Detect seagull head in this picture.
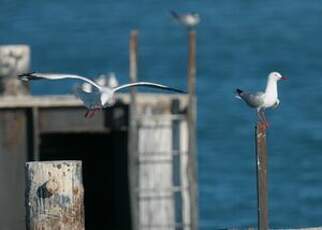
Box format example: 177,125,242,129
269,72,287,81
190,12,200,24
191,12,199,17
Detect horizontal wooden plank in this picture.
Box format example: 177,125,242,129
0,93,188,109
38,107,108,133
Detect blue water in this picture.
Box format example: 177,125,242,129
2,0,322,228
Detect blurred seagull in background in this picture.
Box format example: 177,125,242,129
235,72,287,128
95,72,118,88
80,82,92,93
77,72,119,93
18,72,186,118
106,72,119,88
170,11,200,29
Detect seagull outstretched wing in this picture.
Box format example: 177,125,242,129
113,82,187,94
18,72,102,90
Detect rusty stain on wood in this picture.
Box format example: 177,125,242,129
255,123,269,230
25,160,85,230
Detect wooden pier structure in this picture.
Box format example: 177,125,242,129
0,30,198,230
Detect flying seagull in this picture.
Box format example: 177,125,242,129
170,11,200,29
236,72,287,128
18,72,186,118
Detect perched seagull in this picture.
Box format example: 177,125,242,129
18,72,186,118
170,11,200,29
235,72,287,128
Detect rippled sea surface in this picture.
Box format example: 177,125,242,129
2,1,322,228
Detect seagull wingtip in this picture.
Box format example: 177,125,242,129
178,89,187,94
17,72,36,81
170,10,179,18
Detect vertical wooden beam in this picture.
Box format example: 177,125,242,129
188,31,196,97
130,30,138,86
255,123,269,230
171,99,183,229
0,109,27,230
128,30,139,230
187,30,198,230
25,161,85,230
31,107,40,161
27,107,40,161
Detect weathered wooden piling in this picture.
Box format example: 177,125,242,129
0,45,30,95
187,30,198,230
25,161,85,230
255,123,269,230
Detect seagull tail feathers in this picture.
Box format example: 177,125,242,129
235,88,243,99
236,88,243,94
170,10,179,19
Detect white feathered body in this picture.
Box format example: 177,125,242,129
262,77,278,109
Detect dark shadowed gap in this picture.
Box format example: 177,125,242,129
39,132,131,230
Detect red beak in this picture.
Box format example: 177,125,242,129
281,76,287,80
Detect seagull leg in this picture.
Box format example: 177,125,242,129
89,108,100,118
84,109,91,118
256,110,264,126
256,109,267,129
85,109,95,119
88,111,94,118
260,110,269,129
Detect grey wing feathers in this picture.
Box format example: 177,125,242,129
239,91,265,108
73,87,101,109
113,82,187,94
18,72,102,90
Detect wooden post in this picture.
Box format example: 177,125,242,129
0,45,30,95
25,161,85,230
187,30,198,230
255,123,269,230
0,110,28,230
128,30,139,230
